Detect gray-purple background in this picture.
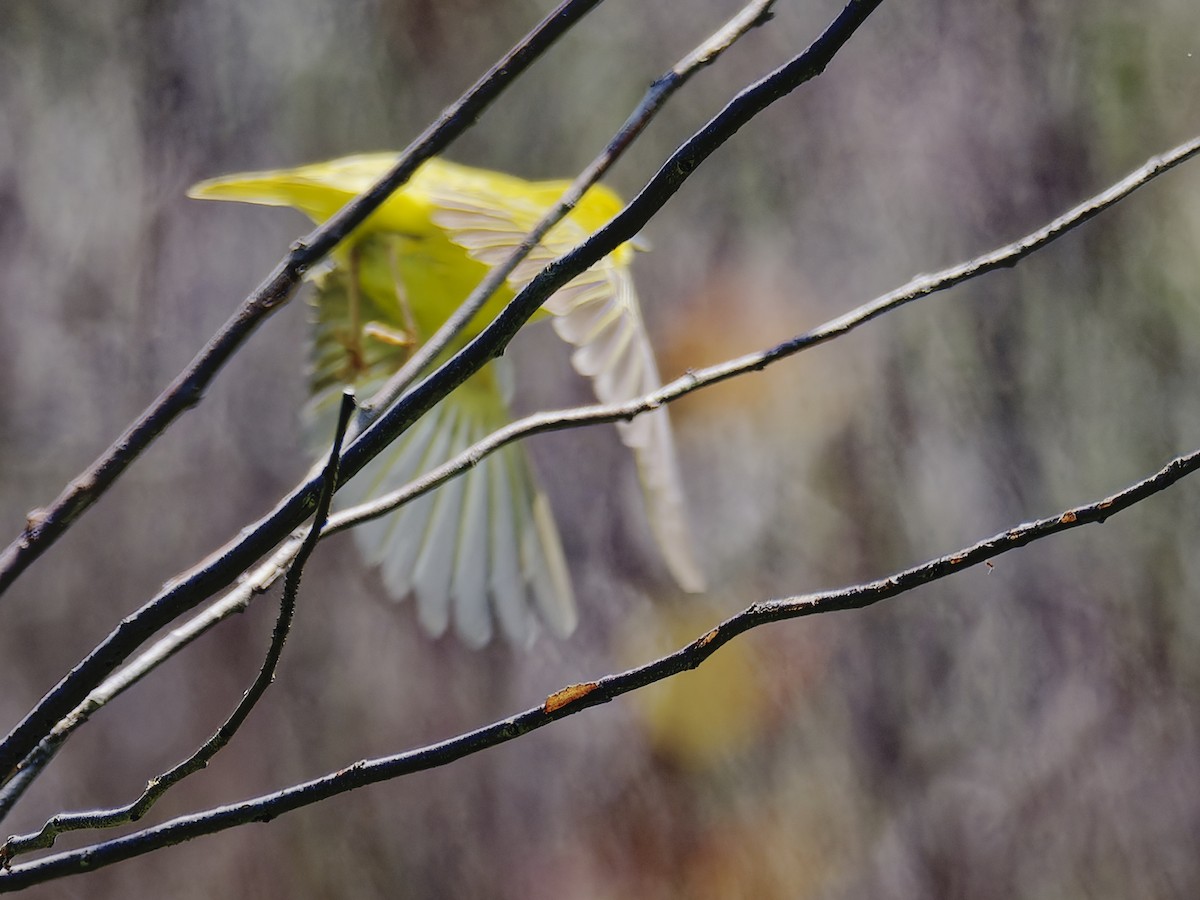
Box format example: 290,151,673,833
3,1,1200,897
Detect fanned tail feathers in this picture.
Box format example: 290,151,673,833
306,264,575,647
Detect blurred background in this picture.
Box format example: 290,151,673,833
3,0,1200,896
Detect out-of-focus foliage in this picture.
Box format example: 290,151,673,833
2,0,1200,897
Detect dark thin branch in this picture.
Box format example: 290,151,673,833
2,444,1196,889
0,540,304,825
0,0,882,785
0,395,352,867
355,0,778,430
0,0,606,599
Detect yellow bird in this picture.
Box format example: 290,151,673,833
189,155,704,646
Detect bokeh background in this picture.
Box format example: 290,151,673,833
3,0,1200,897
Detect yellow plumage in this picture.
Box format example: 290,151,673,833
189,155,703,645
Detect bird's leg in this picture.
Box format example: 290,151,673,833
386,242,420,361
362,321,414,350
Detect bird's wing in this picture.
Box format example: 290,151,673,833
426,183,705,593
305,255,575,647
187,154,394,222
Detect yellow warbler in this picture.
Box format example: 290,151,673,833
189,155,703,646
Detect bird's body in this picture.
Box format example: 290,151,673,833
190,155,702,645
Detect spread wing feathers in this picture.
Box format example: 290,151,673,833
428,187,706,593
305,264,576,647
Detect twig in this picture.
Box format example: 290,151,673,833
2,444,1196,889
0,0,607,599
0,394,352,867
353,0,778,432
0,534,308,824
0,0,882,786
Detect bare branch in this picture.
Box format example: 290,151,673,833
2,443,1196,889
0,0,882,785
